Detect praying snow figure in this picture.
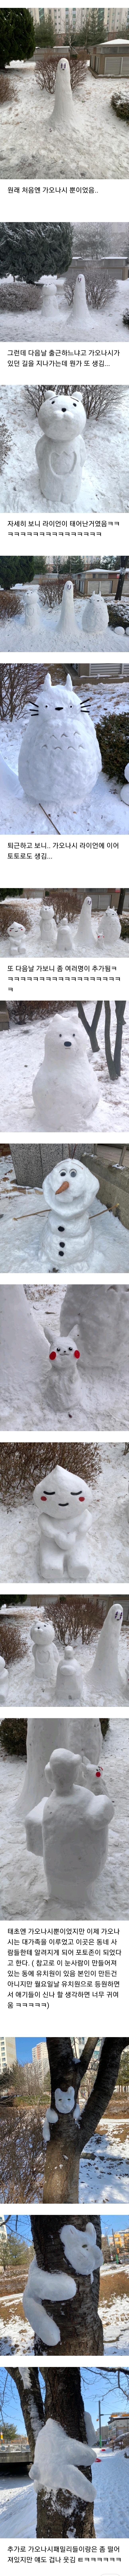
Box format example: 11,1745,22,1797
33,1460,91,1584
41,1153,99,1271
29,2416,96,2501
32,1006,98,1134
50,56,74,132
46,1331,80,1422
84,1598,129,1705
35,391,86,507
42,1745,114,1914
18,670,102,834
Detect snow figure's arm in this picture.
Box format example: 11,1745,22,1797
29,2419,96,2496
23,2254,76,2347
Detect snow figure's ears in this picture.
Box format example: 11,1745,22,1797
66,673,73,695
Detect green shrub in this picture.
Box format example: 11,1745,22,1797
96,711,129,783
0,11,36,70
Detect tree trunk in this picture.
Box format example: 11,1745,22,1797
37,2365,95,2538
31,2209,103,2355
11,2364,44,2458
42,2036,123,2204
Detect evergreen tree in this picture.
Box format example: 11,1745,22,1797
0,11,36,70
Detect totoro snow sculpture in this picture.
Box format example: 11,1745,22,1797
18,671,102,835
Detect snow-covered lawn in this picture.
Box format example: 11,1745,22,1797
100,2279,129,2352
0,63,129,179
79,2114,129,2207
1,274,129,350
1,580,129,658
0,2477,36,2538
0,382,129,514
94,2451,129,2539
0,2291,33,2356
0,1002,129,1136
0,1692,129,1924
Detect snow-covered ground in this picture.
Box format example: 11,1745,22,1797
0,580,128,658
0,62,129,180
1,894,129,955
0,1444,128,1590
1,274,129,352
0,1002,129,1137
0,383,129,515
79,2113,129,2207
0,1279,128,1436
0,2476,36,2538
94,2452,129,2539
0,1707,129,1922
100,2278,129,2352
0,2292,33,2357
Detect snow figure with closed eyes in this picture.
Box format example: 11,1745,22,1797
33,1460,91,1584
35,391,86,508
32,1007,98,1134
41,1154,99,1270
18,671,102,835
42,1745,114,1915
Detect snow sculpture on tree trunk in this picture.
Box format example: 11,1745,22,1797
35,392,86,507
32,1005,98,1134
23,2254,76,2348
41,1154,99,1270
30,1617,58,1702
50,57,74,133
18,671,102,834
29,2417,96,2499
42,1745,114,1914
33,1460,91,1584
60,2221,103,2284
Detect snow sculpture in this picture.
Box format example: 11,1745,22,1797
35,392,86,507
121,760,129,806
56,895,121,961
23,2253,76,2348
46,1332,80,1421
30,1617,58,1703
23,1714,77,1845
57,580,77,649
32,1005,98,1133
39,900,56,955
0,1651,8,1702
18,671,102,834
42,1744,114,1913
0,1283,49,1429
50,56,74,132
41,1154,99,1270
85,1599,128,1705
60,2222,103,2284
54,1640,84,1704
82,588,109,646
55,2086,75,2114
60,1282,127,1419
43,2109,58,2144
33,1461,90,1584
72,273,89,333
29,2418,96,2500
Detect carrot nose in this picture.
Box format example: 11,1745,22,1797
56,1181,69,1195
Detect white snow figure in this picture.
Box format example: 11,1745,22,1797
23,2253,76,2347
46,1331,80,1421
21,1712,75,1840
29,2417,96,2500
71,273,89,334
35,392,86,507
30,1617,58,1702
41,1154,99,1270
0,1651,8,1702
42,1744,114,1914
50,55,74,131
54,1640,84,1704
60,1283,128,1424
18,671,102,834
82,588,109,646
39,900,56,955
0,1282,49,1430
32,1007,98,1135
60,2221,103,2284
33,1461,91,1584
85,1599,128,1706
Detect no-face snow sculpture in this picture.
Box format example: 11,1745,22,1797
35,393,86,507
33,1461,91,1584
18,672,102,835
0,1651,8,1702
29,2417,96,2501
0,1282,49,1429
41,1155,99,1268
85,1599,129,1705
42,1746,114,1913
60,1284,128,1424
32,1008,98,1133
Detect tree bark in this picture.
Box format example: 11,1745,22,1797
42,2037,124,2203
37,2365,95,2538
31,2209,103,2356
